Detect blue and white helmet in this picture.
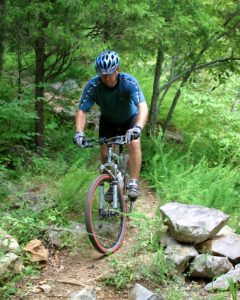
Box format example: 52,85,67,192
95,50,120,75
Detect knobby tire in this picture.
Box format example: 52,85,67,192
85,174,127,254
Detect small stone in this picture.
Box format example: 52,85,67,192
69,287,96,300
0,253,19,276
0,229,20,253
129,283,163,300
39,284,51,294
24,239,48,262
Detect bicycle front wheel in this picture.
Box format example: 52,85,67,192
85,174,127,254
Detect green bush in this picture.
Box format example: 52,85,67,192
0,97,35,148
56,159,96,219
143,137,240,231
168,77,240,163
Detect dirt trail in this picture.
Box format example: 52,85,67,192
13,182,158,300
12,182,238,300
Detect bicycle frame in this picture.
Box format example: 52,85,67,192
84,134,132,254
99,143,125,210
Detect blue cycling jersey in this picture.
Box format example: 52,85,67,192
79,73,145,124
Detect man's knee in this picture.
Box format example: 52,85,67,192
128,139,141,154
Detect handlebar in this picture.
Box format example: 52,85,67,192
82,135,129,148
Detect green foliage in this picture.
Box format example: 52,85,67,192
106,215,169,288
142,136,240,231
0,206,68,244
0,97,35,147
0,263,39,300
129,212,164,253
228,277,238,300
174,76,240,163
56,160,95,218
25,154,68,178
0,1,240,297
142,248,169,284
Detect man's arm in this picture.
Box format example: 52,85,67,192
135,101,148,129
76,109,87,132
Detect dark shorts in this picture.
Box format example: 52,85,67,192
99,114,137,138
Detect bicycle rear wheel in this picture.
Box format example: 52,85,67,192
85,174,127,254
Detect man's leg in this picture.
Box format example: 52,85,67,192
127,139,142,198
100,145,108,164
127,139,142,179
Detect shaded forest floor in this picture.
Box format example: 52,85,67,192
11,182,236,300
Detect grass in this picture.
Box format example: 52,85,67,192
105,214,170,289
142,136,240,232
0,144,99,298
1,66,239,298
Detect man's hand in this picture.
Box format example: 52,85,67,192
73,131,85,147
126,125,142,143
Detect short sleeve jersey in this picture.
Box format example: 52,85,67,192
79,72,145,124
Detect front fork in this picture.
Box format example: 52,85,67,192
99,184,104,210
99,180,118,211
112,181,118,209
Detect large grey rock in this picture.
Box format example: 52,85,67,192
160,230,178,248
19,192,55,212
69,287,96,300
129,283,163,300
51,79,80,93
0,229,20,253
165,243,198,273
0,253,22,276
205,265,240,291
160,203,229,243
215,225,235,237
197,232,240,264
47,223,87,247
190,254,233,279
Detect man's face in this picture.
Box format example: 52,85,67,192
100,69,119,88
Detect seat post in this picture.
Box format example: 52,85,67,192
107,144,113,163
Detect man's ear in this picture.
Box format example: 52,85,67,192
116,67,120,74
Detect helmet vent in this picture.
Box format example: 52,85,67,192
95,50,120,75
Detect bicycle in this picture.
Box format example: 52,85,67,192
82,135,135,254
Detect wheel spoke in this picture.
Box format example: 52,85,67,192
85,174,126,253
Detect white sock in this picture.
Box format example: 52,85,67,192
129,179,138,186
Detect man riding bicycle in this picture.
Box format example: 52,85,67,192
74,50,148,199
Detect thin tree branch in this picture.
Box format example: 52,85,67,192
159,56,240,93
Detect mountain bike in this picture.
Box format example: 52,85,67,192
83,135,135,254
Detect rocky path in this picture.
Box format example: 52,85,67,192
12,182,238,300
13,182,158,300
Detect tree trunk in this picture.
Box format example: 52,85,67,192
17,42,23,98
34,34,45,149
162,70,192,133
148,46,164,133
0,0,6,78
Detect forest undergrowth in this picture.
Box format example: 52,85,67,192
0,129,239,299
